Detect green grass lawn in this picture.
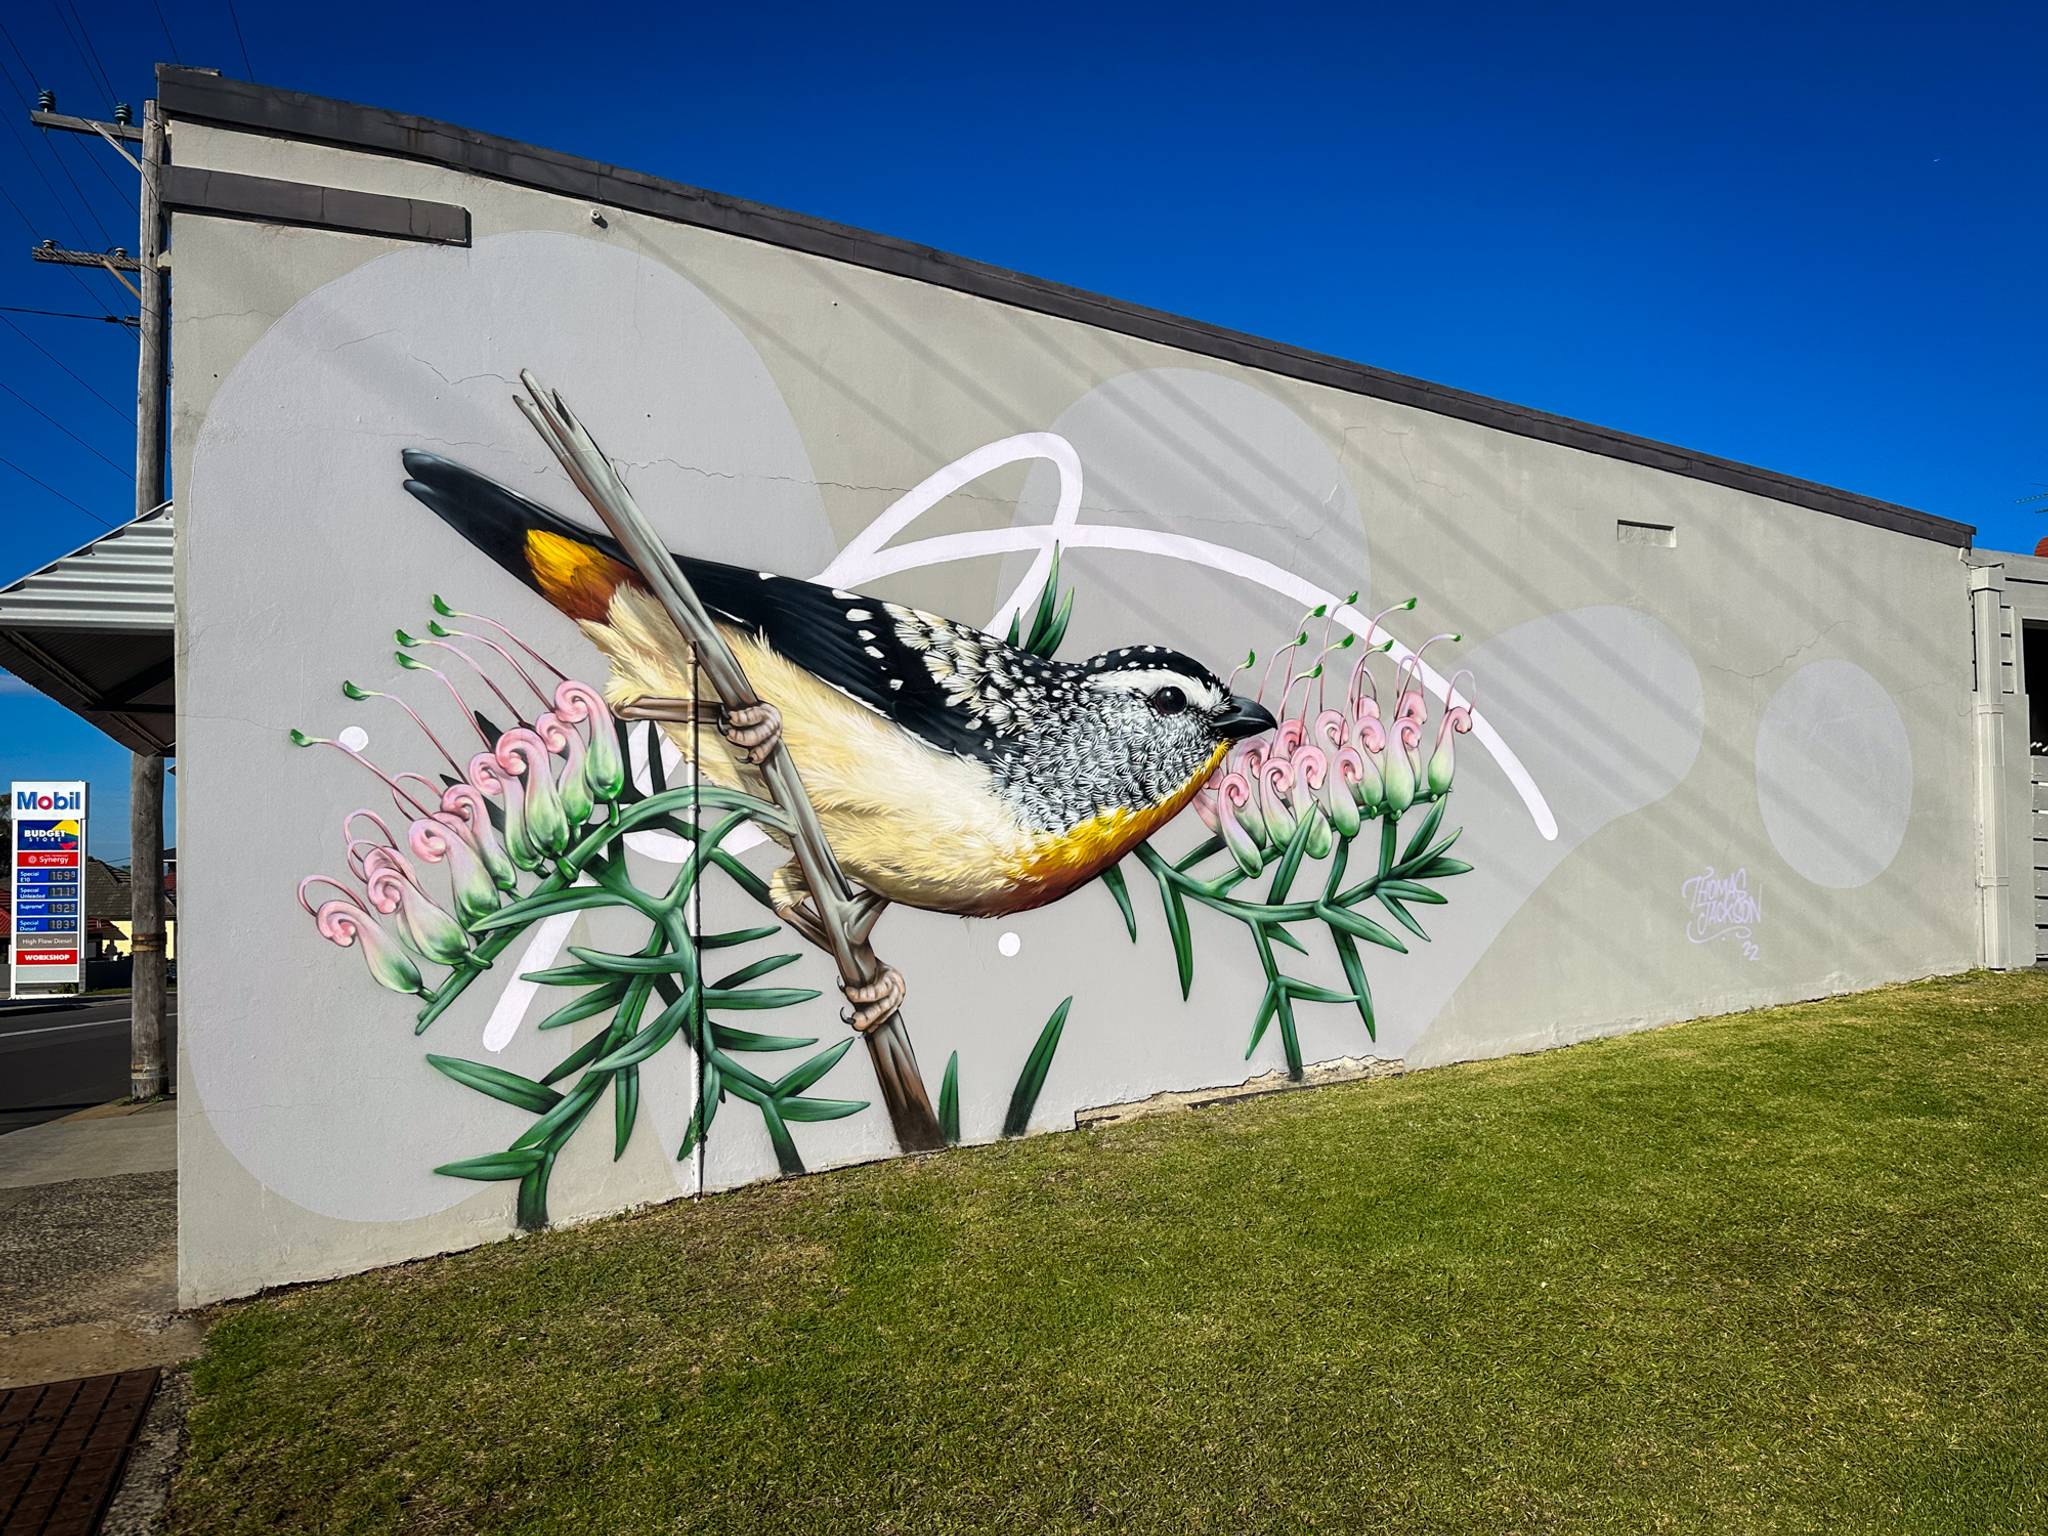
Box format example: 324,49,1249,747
173,971,2048,1534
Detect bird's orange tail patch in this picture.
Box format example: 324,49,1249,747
525,529,637,624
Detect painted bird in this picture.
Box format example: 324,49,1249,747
400,451,1274,1017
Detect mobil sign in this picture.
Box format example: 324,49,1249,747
11,779,87,990
15,785,84,815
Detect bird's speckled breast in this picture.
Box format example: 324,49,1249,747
1000,739,1231,911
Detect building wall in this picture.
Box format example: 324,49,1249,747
169,110,1979,1306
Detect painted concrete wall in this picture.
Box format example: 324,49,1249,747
170,112,1979,1306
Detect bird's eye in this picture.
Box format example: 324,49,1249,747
1149,685,1188,716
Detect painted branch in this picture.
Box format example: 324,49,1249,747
512,371,944,1154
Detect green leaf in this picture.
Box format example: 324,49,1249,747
536,984,626,1032
434,1147,545,1182
1402,799,1448,865
1003,996,1072,1137
705,985,824,1011
778,1095,870,1123
426,1055,564,1114
1275,987,1303,1081
520,963,614,988
613,1065,639,1159
939,1050,961,1145
699,924,784,949
511,1076,607,1151
680,1058,723,1160
773,1036,856,1098
1418,826,1463,865
541,1028,620,1086
1100,863,1138,942
1245,989,1279,1057
711,952,802,990
1317,902,1409,953
588,1000,692,1070
710,1024,816,1053
1283,979,1361,1006
1157,878,1195,999
468,887,617,932
1035,587,1075,657
1028,544,1062,648
1380,879,1449,906
1269,924,1310,956
1329,930,1377,1041
515,1150,555,1231
1416,854,1473,880
568,945,697,975
1265,816,1315,904
1379,892,1430,942
1005,610,1022,646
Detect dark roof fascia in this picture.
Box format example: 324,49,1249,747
156,67,1974,550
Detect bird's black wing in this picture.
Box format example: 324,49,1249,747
401,450,1036,763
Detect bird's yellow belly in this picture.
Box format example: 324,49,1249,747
590,591,1223,917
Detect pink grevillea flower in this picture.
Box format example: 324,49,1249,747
494,726,570,859
352,829,473,967
1427,669,1475,796
552,679,624,803
295,608,639,995
298,877,424,995
1189,596,1477,871
408,813,503,927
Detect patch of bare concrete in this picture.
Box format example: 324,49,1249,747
1077,1054,1406,1128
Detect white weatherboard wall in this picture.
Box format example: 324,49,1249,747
169,99,1978,1305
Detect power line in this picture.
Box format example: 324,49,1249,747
0,374,132,478
0,452,117,529
66,124,135,205
0,55,97,250
50,0,117,109
0,30,121,250
0,16,39,87
63,0,120,104
0,177,118,319
150,0,182,64
0,304,134,327
0,311,135,421
223,0,254,78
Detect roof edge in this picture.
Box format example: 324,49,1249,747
156,66,1974,550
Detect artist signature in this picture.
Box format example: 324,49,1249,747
1682,866,1760,959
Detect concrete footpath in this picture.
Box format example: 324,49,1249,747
1,1098,197,1532
0,1099,198,1388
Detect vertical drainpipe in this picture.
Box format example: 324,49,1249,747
1970,565,2010,970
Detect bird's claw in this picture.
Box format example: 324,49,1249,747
840,966,905,1033
719,701,782,766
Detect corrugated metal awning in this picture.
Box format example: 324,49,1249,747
0,507,175,754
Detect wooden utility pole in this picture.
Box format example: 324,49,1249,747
24,90,172,1091
129,99,169,1098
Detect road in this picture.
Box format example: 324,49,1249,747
0,993,178,1134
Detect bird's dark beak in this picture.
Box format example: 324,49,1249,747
1214,694,1278,741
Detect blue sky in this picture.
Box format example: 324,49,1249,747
0,1,2043,857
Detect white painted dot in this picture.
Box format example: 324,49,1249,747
338,725,370,752
997,931,1022,958
1755,659,1912,889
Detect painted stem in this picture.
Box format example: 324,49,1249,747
511,371,944,1154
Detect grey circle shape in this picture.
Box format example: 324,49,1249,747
1754,660,1912,889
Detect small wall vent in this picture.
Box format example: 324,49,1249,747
1617,519,1676,548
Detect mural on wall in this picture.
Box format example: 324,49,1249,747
290,373,1479,1225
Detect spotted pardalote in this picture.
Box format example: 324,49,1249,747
401,451,1275,920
